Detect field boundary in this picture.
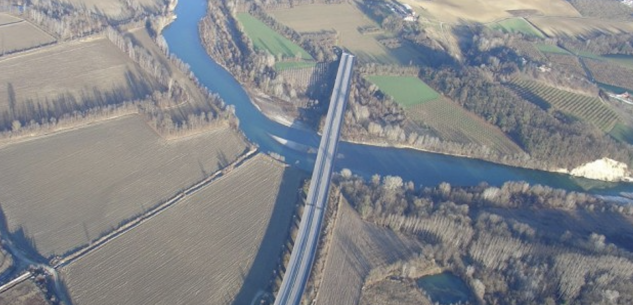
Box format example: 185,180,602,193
54,147,259,269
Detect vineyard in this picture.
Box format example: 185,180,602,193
278,62,329,93
0,116,248,256
407,98,523,155
511,79,619,132
61,154,303,305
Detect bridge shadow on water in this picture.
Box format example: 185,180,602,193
230,167,306,305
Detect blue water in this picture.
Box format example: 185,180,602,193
161,0,633,195
417,273,472,304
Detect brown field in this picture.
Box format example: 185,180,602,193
0,116,248,256
0,37,162,123
0,243,12,275
0,279,49,305
528,16,633,37
63,0,164,19
407,98,523,155
360,279,431,305
400,0,579,23
0,12,21,25
270,3,420,64
586,59,633,92
315,200,422,305
60,154,303,305
0,18,56,54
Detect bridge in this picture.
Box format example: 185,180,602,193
273,52,355,305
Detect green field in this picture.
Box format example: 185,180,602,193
274,61,317,71
535,44,570,55
609,122,633,145
490,18,545,38
407,98,523,154
512,79,619,132
236,13,313,60
367,75,440,108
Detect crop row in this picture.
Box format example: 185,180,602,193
512,79,618,131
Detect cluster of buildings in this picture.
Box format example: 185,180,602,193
386,0,418,22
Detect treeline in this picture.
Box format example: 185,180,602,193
420,65,633,169
559,32,633,56
334,172,633,305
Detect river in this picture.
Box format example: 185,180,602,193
161,0,633,196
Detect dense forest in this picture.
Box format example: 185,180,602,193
334,171,633,305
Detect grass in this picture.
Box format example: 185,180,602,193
366,75,440,107
511,79,619,132
535,44,570,55
0,19,56,54
61,154,302,305
609,122,633,145
274,61,317,71
0,279,49,305
270,3,421,65
490,18,545,38
0,37,162,126
527,16,633,37
408,98,524,154
236,13,312,61
0,116,248,256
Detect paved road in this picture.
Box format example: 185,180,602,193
273,52,355,305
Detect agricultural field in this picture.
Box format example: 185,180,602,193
0,279,49,305
569,0,633,20
399,0,579,23
609,122,633,145
0,240,12,275
0,37,162,127
360,279,431,305
544,53,586,76
366,75,439,108
236,13,312,61
585,59,633,93
270,3,420,64
0,116,248,256
535,44,570,55
274,61,317,71
0,14,55,54
60,154,303,305
511,79,619,131
278,62,329,93
527,16,633,37
489,18,545,38
407,98,523,154
316,200,423,305
62,0,164,19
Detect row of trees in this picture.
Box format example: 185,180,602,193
334,172,633,304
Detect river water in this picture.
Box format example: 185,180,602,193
162,0,633,195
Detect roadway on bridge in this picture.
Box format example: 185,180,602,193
273,52,355,305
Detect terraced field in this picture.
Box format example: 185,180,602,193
61,154,303,305
0,116,248,256
511,79,619,131
407,98,523,154
236,13,312,61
